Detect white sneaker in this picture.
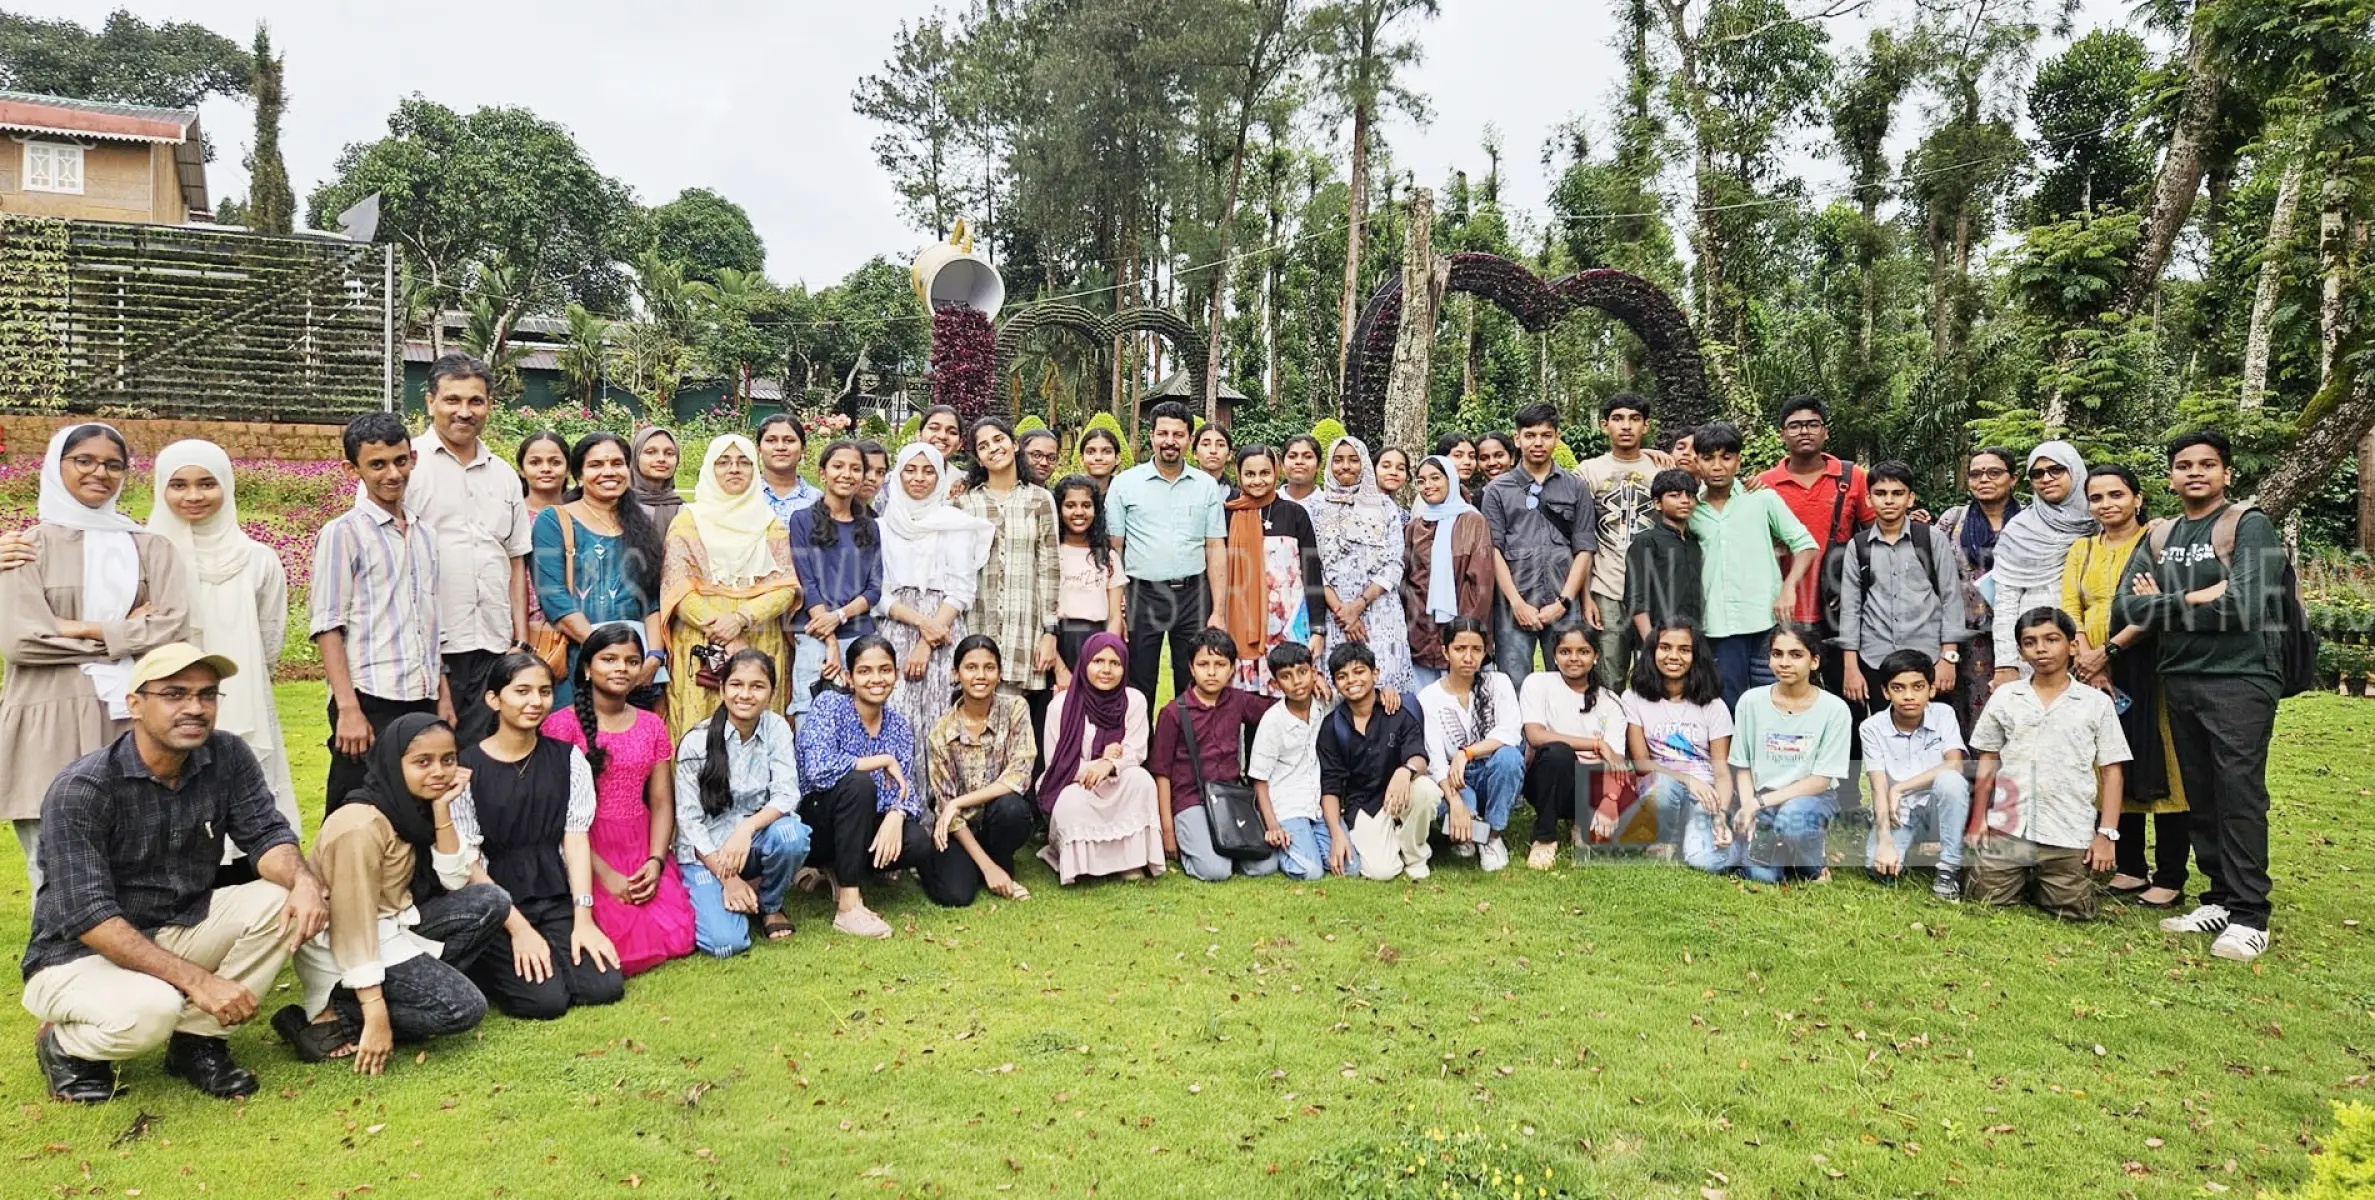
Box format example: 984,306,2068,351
2210,925,2268,962
1403,861,1431,881
1478,837,1510,873
2159,904,2231,935
1452,841,1477,859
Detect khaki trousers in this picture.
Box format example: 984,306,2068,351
22,880,293,1061
1347,777,1443,881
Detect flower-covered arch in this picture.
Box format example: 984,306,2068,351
1339,253,1710,444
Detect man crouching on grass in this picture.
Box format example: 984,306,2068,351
23,643,328,1103
1963,609,2130,920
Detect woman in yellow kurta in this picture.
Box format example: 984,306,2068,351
2060,462,2190,908
659,436,802,742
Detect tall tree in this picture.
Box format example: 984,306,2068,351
852,14,978,240
1827,28,1917,390
242,25,293,235
2024,29,2154,223
648,187,766,283
307,98,644,318
1193,0,1314,416
1318,0,1437,387
0,9,247,109
1906,0,2040,371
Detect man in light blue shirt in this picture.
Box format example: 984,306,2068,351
1107,401,1228,700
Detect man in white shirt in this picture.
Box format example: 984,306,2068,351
405,354,531,737
1858,649,1969,900
1249,645,1332,879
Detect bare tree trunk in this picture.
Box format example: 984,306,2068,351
2241,159,2305,408
1336,98,1373,383
2119,14,2226,317
1462,296,1478,398
2319,175,2350,380
1383,186,1441,456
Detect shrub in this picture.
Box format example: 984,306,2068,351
2256,1101,2375,1199
1552,441,1579,470
1311,417,1347,448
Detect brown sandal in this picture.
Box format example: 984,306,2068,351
763,912,796,941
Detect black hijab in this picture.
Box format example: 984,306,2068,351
346,712,451,890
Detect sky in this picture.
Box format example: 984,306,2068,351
32,0,2132,287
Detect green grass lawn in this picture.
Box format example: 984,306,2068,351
1,686,2370,1198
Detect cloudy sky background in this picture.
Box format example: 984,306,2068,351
30,1,2133,285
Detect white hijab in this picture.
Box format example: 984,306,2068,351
879,443,992,601
145,441,270,741
1410,454,1477,623
38,424,143,717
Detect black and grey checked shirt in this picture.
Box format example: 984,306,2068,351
22,732,297,980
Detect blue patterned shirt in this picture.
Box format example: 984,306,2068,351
763,478,822,525
672,711,804,862
795,690,920,816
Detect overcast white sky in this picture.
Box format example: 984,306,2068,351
30,0,2129,286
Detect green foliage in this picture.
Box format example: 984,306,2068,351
0,214,69,414
241,26,293,235
1311,416,1347,448
1551,440,1579,470
2026,30,2155,223
305,97,643,315
647,188,766,284
0,9,249,110
2256,1102,2375,1199
1082,410,1135,469
1311,1125,1578,1198
1016,414,1047,432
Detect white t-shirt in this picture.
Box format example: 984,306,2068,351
1248,698,1328,823
1621,692,1734,785
1517,673,1629,763
1857,701,1964,783
1969,680,2131,850
1418,673,1523,782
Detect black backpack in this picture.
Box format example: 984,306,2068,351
2143,504,2318,698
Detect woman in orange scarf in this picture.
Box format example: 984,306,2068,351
1217,444,1328,696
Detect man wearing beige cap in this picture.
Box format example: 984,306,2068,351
21,643,327,1104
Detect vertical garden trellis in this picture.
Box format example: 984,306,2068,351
0,217,394,422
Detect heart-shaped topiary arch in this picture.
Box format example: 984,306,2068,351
1340,253,1710,445
993,302,1211,417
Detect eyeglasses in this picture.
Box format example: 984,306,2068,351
1781,420,1826,433
1525,479,1545,510
1967,467,2011,481
64,454,129,476
136,687,221,706
2029,464,2070,480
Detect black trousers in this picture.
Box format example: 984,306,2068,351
1525,743,1582,843
1126,576,1208,704
923,791,1035,907
1056,618,1108,675
2116,810,2192,891
466,898,627,1021
325,693,440,814
2163,673,2278,930
799,772,934,888
328,883,507,1041
443,649,503,745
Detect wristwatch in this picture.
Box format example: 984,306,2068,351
2095,826,2120,842
574,892,595,908
1940,647,1961,664
2104,641,2124,659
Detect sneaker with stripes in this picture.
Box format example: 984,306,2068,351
2158,904,2231,935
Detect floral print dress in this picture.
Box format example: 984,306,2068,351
1308,437,1416,695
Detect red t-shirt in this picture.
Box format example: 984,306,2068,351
1755,455,1876,624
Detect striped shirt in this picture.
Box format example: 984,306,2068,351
958,482,1061,688
310,495,443,701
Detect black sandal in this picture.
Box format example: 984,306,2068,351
763,912,796,941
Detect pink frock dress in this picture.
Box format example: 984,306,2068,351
1035,688,1167,884
541,707,696,976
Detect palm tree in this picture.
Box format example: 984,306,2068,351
556,303,612,408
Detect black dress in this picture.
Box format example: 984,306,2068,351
456,737,625,1019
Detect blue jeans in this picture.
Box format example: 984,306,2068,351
1708,630,1774,711
1444,744,1525,840
682,818,811,957
1279,816,1353,880
790,633,828,716
1642,776,1742,874
1742,791,1834,883
1493,601,1577,686
1864,771,1971,872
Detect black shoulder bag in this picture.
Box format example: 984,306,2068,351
1176,698,1272,859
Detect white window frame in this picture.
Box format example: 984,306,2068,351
22,141,85,195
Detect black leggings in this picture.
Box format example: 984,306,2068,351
923,791,1035,907
1524,743,1582,843
799,772,934,888
466,899,627,1021
2116,810,2191,891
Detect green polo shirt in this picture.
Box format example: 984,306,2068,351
1688,487,1815,638
1108,461,1227,582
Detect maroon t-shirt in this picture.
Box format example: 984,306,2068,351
1147,686,1277,814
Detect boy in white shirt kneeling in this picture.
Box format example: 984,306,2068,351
1859,649,1970,900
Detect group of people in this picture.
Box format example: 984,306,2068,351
1,354,2295,1107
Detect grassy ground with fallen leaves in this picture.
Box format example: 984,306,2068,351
0,685,2369,1199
